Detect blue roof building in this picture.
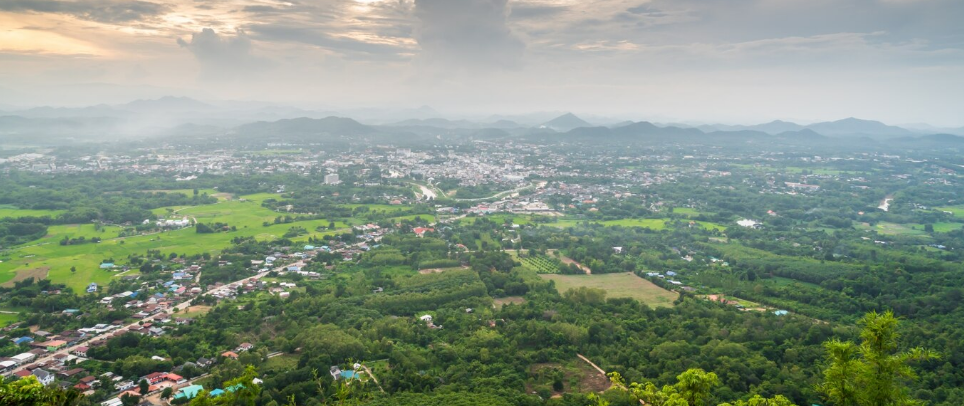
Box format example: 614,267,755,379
173,384,204,400
99,263,114,269
209,389,225,397
13,336,33,345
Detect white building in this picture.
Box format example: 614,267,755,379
324,173,340,185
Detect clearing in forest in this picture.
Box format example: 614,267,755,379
540,272,678,308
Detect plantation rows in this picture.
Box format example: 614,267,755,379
520,254,564,274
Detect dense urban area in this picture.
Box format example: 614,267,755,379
3,109,964,406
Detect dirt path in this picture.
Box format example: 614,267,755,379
559,255,591,275
361,365,385,393
576,354,613,391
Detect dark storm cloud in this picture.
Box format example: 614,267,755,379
0,0,170,24
414,0,525,70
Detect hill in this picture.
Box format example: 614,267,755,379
805,117,914,138
542,113,592,131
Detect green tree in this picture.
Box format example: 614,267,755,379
607,369,797,406
0,376,82,406
818,311,939,406
121,393,141,406
138,379,150,395
610,368,720,406
161,387,174,400
719,395,797,406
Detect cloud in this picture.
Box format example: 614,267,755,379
0,0,170,24
177,28,266,79
414,0,525,70
247,24,412,60
509,4,568,20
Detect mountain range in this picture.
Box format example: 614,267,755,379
2,97,964,145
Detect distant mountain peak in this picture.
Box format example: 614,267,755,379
806,117,913,138
122,96,214,112
541,113,591,131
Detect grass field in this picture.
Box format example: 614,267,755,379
856,221,962,235
857,222,928,236
0,313,18,327
546,218,667,230
539,272,678,308
937,206,964,217
768,276,821,289
543,217,725,231
0,193,352,292
264,354,299,371
0,205,66,219
179,305,213,318
933,222,964,232
672,208,702,216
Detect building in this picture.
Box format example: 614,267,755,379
173,384,205,401
33,368,54,386
324,173,340,185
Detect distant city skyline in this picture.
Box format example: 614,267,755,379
1,0,963,127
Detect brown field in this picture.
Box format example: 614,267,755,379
539,272,678,308
418,266,466,274
493,296,527,308
558,255,591,274
180,305,213,318
527,359,611,397
1,266,49,287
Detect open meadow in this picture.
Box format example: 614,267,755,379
0,192,407,293
539,272,679,308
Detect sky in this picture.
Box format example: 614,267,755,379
0,0,962,126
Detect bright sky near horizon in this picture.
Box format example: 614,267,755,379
0,0,962,126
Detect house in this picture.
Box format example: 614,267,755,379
12,336,34,345
72,346,89,357
12,352,36,364
58,368,85,379
41,340,67,351
236,343,254,352
101,399,123,406
196,357,213,368
412,227,434,237
143,372,168,384
0,360,17,372
329,365,360,381
115,381,134,391
33,368,54,386
173,384,205,401
221,351,239,359
165,373,187,384
86,283,98,293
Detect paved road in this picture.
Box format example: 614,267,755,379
2,260,304,378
